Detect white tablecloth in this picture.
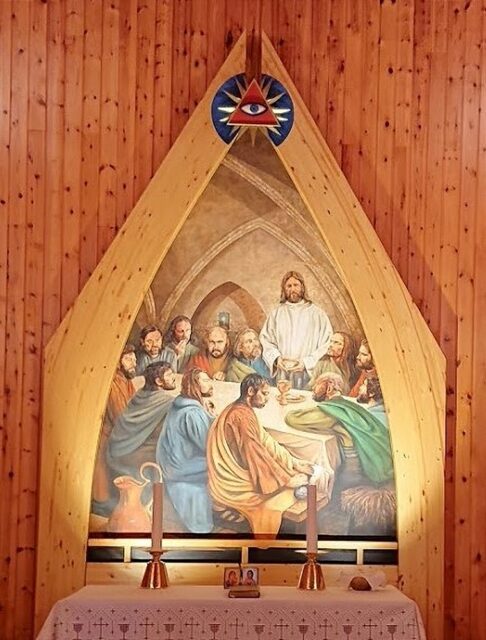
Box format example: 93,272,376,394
37,585,426,639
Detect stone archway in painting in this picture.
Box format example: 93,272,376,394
191,281,266,336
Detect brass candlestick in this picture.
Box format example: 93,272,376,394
140,549,169,589
297,552,325,590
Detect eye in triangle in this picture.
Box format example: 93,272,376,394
227,78,279,127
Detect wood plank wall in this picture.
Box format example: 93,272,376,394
0,1,484,638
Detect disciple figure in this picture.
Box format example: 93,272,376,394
348,339,377,397
226,327,271,383
136,324,164,375
188,326,232,380
285,372,393,485
105,362,176,506
259,271,333,388
160,315,199,374
92,344,137,512
156,368,216,533
207,373,313,535
308,331,357,393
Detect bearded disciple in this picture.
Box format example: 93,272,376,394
105,362,176,506
92,344,137,512
188,326,232,381
308,331,357,393
156,368,216,533
136,324,164,375
160,315,199,374
207,373,313,535
348,339,377,397
226,327,271,383
259,271,333,388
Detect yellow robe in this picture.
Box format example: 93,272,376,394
207,402,294,535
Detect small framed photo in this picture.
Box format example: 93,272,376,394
224,567,241,589
241,567,259,587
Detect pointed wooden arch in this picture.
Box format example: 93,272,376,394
36,32,444,640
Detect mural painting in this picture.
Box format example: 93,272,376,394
89,133,396,541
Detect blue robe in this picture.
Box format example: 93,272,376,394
104,387,174,509
156,396,214,533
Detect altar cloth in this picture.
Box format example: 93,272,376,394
36,584,426,639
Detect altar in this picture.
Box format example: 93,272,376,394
36,584,426,639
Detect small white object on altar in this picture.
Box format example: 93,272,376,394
36,584,426,640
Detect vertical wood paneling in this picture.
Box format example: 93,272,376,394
309,1,330,136
21,0,46,635
170,0,191,143
80,0,102,284
133,0,156,202
42,0,64,344
4,3,29,638
374,0,398,257
188,0,208,115
391,0,413,282
0,1,12,634
1,2,486,637
97,0,120,259
470,11,486,635
326,0,345,165
358,0,379,225
455,2,481,637
342,0,363,193
61,0,84,315
152,0,174,169
116,0,137,229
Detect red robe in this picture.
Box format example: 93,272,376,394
188,350,232,379
348,368,377,397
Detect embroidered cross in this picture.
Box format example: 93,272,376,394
319,619,333,639
274,618,289,640
184,617,200,640
407,619,418,640
229,616,244,639
93,616,109,640
363,618,378,639
140,617,155,640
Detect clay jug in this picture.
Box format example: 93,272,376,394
106,475,151,533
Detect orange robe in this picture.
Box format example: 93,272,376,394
92,370,135,503
207,402,294,534
348,368,377,397
188,350,232,379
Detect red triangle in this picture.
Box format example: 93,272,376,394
228,79,279,127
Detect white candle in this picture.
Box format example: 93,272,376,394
151,482,163,550
306,483,318,554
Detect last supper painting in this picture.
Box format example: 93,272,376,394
89,133,396,541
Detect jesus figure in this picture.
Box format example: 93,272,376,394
259,271,333,388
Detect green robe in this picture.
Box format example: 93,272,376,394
286,397,393,485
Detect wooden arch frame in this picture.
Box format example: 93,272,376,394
36,33,445,639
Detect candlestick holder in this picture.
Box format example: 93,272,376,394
297,552,325,590
140,549,169,589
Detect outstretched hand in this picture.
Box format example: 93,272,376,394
293,460,314,475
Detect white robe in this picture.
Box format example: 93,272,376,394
260,300,333,376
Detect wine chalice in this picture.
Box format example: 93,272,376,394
277,378,292,404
